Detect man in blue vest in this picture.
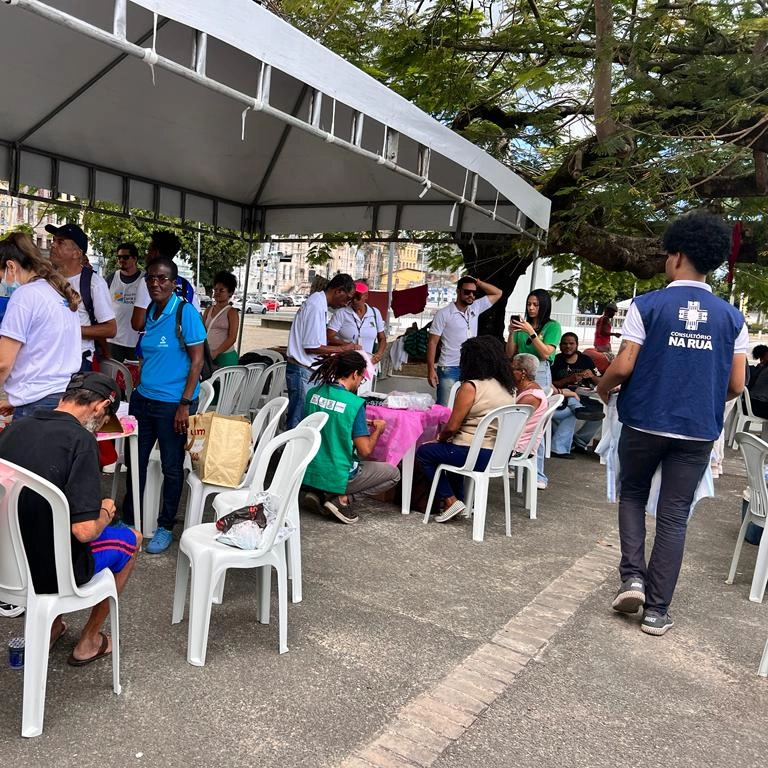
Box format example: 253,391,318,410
596,211,747,636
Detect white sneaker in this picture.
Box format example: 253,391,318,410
435,500,466,522
536,481,547,490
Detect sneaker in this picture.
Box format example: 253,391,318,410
551,452,574,460
536,481,547,490
302,491,323,515
0,602,25,618
640,610,674,636
435,499,466,523
571,444,589,454
611,578,646,613
323,497,359,524
145,527,174,554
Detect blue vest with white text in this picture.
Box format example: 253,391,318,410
617,285,743,440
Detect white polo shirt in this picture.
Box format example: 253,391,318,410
328,304,385,354
430,296,492,366
287,290,329,367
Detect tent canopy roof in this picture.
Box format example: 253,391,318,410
0,0,550,243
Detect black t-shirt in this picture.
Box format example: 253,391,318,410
551,351,600,387
0,410,101,593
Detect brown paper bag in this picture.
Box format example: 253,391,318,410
186,412,252,487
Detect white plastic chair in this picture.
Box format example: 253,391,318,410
726,432,768,602
0,460,120,737
171,426,321,665
234,362,267,416
142,380,216,538
206,365,248,415
507,394,564,520
422,404,533,541
446,381,461,409
759,639,768,676
183,397,288,530
729,389,767,448
249,362,287,417
243,348,284,365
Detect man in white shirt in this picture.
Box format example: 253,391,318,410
106,242,150,361
47,223,116,371
426,275,502,404
286,273,357,428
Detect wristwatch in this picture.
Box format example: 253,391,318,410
528,332,538,341
179,396,193,406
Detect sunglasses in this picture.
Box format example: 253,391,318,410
462,289,477,296
117,255,134,261
144,274,172,284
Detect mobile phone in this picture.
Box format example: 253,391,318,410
510,314,521,322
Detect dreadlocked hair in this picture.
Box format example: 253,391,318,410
0,232,80,311
309,350,367,384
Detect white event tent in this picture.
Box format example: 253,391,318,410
0,0,550,247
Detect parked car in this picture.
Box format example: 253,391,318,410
277,293,295,307
198,294,213,309
244,299,267,314
263,298,280,311
292,294,307,305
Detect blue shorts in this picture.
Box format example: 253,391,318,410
90,525,138,574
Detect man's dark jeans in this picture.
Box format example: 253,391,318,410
617,426,713,614
123,390,198,531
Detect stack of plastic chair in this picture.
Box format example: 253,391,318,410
0,460,121,737
183,397,288,529
726,432,768,602
422,404,532,541
507,394,563,520
171,425,321,664
247,362,287,418
234,362,267,416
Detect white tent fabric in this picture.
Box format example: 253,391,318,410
0,0,550,242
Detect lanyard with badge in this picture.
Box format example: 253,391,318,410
460,308,472,339
352,307,372,345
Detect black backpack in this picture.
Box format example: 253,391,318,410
173,299,216,381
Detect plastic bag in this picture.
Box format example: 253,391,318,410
215,491,295,550
384,391,435,411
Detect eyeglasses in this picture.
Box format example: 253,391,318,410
462,289,477,296
117,254,134,261
144,274,172,285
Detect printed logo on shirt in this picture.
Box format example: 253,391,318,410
159,335,168,348
668,301,713,350
112,290,136,306
309,393,347,413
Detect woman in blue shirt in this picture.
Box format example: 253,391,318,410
124,257,206,554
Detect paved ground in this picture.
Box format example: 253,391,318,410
1,317,767,764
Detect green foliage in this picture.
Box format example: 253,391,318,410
42,202,250,290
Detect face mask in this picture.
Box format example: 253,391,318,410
1,266,20,297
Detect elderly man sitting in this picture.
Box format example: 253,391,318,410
549,333,605,458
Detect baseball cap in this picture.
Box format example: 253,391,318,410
45,223,88,254
354,281,369,295
65,372,122,431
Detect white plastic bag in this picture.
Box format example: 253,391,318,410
215,491,295,550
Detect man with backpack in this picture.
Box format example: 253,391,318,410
105,242,150,361
47,223,116,371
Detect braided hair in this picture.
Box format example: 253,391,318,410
0,232,80,311
309,350,367,384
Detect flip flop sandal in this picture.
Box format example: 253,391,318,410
49,621,67,651
67,632,111,667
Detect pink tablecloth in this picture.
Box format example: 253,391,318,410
366,404,452,465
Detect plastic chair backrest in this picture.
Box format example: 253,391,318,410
736,432,768,522
0,460,79,604
296,411,329,432
244,348,283,365
516,393,564,459
209,365,247,415
261,362,287,401
246,427,321,553
198,380,215,413
250,396,288,446
446,381,461,409
99,358,134,400
743,388,759,419
237,363,267,414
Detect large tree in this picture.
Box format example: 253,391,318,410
278,0,768,327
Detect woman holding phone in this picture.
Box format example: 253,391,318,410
505,289,562,489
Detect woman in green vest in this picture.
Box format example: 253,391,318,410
301,351,400,524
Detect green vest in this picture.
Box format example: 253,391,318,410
302,383,364,494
